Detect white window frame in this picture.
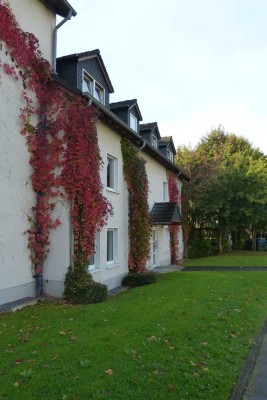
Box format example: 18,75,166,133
88,232,101,272
167,149,174,162
130,114,137,132
152,134,157,148
107,154,118,192
106,228,119,267
82,70,105,105
163,181,168,202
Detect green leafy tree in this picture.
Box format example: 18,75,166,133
177,127,267,255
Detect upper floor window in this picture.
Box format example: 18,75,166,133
82,70,105,105
163,181,168,202
107,154,118,191
130,114,137,132
167,149,174,162
152,135,157,148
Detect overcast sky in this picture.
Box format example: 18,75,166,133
57,0,267,154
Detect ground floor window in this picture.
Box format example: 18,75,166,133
88,232,100,272
107,228,118,266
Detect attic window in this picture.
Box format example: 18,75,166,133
82,70,105,105
152,135,157,148
167,149,174,162
130,114,137,132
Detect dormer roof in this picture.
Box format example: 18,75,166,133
159,136,176,155
110,99,143,121
140,122,161,139
57,49,114,93
41,0,77,17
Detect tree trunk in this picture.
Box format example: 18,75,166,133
218,230,223,254
252,229,257,251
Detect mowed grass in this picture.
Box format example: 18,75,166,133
182,251,267,267
1,272,267,400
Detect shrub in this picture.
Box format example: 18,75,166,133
64,267,107,304
122,272,157,287
187,239,219,259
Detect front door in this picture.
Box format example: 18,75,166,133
152,229,158,267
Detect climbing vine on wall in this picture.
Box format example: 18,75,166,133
0,2,111,288
168,173,181,264
121,138,152,273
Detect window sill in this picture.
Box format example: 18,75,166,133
106,187,119,194
88,267,103,274
106,263,120,269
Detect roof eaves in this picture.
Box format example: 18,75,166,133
52,75,190,182
41,0,77,17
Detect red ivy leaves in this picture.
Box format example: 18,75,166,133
0,2,111,272
121,138,152,273
168,173,180,264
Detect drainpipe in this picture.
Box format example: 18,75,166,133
52,11,73,74
137,140,146,152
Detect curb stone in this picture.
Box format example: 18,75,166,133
181,266,267,272
231,318,267,400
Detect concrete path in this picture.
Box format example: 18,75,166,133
243,334,267,400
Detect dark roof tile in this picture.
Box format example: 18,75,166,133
151,202,182,225
110,99,142,120
41,0,77,17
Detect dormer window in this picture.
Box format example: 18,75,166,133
152,135,157,148
82,70,105,105
167,149,174,162
130,114,137,132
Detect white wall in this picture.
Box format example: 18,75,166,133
0,46,36,304
141,151,184,266
92,121,129,289
0,0,56,305
8,0,56,64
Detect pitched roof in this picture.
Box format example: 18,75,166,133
41,0,77,17
57,49,114,93
151,202,182,225
110,99,143,121
139,122,158,131
53,75,190,182
140,122,161,140
159,136,172,145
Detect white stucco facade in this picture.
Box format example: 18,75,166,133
0,46,36,304
0,0,185,306
8,0,56,63
0,0,57,304
141,151,184,269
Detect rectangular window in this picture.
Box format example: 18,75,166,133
163,181,168,202
130,114,137,132
167,149,174,162
152,135,157,148
82,70,105,105
107,155,118,191
88,232,100,272
107,228,118,266
82,74,93,94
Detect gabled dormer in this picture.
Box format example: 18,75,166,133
158,136,176,163
109,99,142,133
56,49,114,107
139,122,161,149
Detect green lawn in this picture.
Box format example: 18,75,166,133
182,251,267,267
1,272,267,400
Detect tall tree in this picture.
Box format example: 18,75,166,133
177,127,267,254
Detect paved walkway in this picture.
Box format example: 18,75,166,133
243,333,267,400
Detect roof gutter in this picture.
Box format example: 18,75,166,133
52,11,73,74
